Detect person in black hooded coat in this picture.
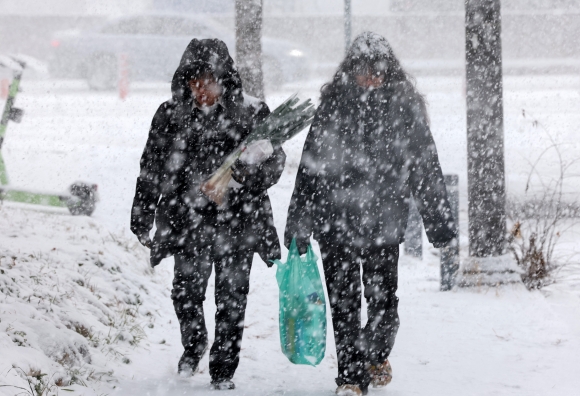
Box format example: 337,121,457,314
285,32,457,395
130,38,285,389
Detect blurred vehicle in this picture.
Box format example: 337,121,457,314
48,13,310,90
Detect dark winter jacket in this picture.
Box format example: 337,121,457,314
131,38,285,266
285,39,456,251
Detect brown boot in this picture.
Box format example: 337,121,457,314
369,359,393,388
335,384,363,396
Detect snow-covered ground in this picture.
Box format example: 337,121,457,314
1,75,580,395
0,205,168,395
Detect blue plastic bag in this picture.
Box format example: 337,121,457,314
272,238,326,366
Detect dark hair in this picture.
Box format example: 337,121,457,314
322,32,427,116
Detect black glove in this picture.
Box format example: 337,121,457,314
296,239,309,255
285,237,309,255
136,231,152,249
231,159,259,185
433,237,457,249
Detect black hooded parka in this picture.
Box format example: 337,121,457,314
285,38,456,250
284,32,457,390
131,39,285,267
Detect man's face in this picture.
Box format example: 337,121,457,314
188,74,222,107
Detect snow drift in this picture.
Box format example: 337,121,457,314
0,205,168,395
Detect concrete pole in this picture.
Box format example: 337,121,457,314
465,0,506,257
441,175,460,290
235,0,264,99
345,0,352,53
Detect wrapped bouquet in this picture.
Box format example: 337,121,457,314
200,95,315,205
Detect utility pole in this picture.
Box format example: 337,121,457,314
465,0,506,257
235,0,264,99
345,0,352,53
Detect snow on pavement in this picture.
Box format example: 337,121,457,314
1,205,579,395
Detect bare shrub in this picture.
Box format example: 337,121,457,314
507,111,580,290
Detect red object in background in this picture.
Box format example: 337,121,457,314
0,79,9,99
118,53,129,100
51,39,60,47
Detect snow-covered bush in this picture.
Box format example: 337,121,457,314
0,206,168,394
507,111,580,289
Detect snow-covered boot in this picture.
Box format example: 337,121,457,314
335,384,363,396
178,352,199,377
211,380,236,390
177,344,208,377
369,359,392,388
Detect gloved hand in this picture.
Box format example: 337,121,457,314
232,140,274,185
285,237,309,255
433,237,458,249
231,159,258,185
296,238,309,255
136,232,152,249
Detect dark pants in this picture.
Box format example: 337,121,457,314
318,240,400,390
171,245,254,382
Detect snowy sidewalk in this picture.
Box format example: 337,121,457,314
2,205,579,395
110,251,580,396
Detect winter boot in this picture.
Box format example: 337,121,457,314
211,380,236,390
335,384,363,396
177,344,208,377
178,353,199,377
369,359,392,388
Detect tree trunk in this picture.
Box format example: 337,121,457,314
465,0,506,257
235,0,264,99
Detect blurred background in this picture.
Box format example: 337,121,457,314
2,0,580,87
1,0,579,245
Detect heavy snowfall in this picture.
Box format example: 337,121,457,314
1,1,580,395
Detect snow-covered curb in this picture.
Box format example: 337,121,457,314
458,254,523,287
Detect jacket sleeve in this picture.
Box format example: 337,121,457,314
283,108,326,252
232,100,286,193
232,147,286,192
130,102,173,236
406,98,457,247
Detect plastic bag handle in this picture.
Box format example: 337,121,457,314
271,238,316,266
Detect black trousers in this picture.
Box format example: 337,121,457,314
171,245,254,382
318,240,400,389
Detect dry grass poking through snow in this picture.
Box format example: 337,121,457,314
0,205,169,395
507,110,580,290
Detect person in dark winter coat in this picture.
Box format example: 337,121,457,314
130,38,286,390
285,32,457,396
